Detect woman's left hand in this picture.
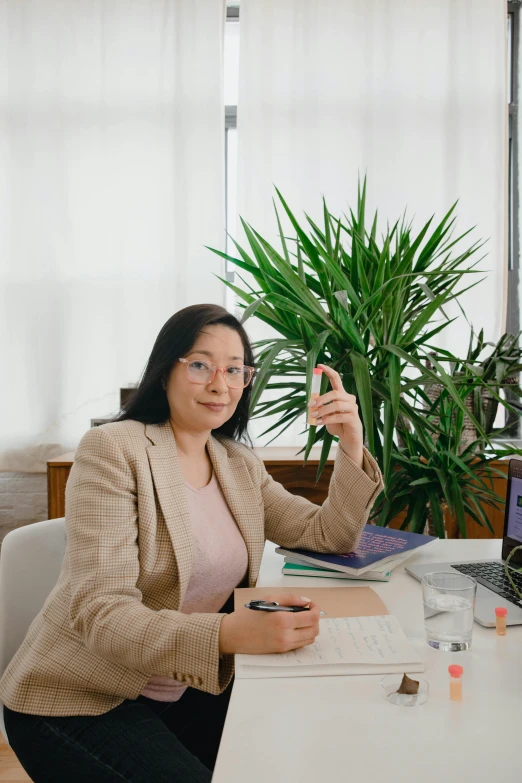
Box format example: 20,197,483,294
308,364,364,468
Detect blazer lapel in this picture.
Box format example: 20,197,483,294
206,436,264,587
145,422,263,594
145,422,193,605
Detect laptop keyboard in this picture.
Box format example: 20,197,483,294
452,562,522,607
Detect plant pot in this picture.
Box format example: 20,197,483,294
423,501,458,539
424,359,519,453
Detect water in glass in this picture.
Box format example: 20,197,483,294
421,571,477,652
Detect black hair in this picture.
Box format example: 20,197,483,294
115,304,255,445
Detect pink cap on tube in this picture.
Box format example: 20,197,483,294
495,607,508,617
313,368,322,375
448,665,464,678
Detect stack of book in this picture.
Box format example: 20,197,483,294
277,525,436,582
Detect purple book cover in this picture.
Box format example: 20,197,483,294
280,525,436,571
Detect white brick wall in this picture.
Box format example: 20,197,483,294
0,473,48,544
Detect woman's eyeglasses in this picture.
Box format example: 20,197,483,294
178,358,255,389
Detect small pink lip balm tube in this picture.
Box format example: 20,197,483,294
495,606,507,635
307,368,323,426
448,664,464,701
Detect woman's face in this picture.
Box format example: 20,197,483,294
165,324,246,434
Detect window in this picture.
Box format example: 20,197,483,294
508,4,519,336
224,5,239,316
221,4,520,435
503,4,520,439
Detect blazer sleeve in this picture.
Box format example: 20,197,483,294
65,426,233,696
256,442,383,553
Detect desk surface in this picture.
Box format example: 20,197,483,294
213,539,521,782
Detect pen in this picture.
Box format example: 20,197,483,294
245,600,327,616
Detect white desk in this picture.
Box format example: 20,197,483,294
213,539,521,782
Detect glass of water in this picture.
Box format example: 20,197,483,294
421,571,477,651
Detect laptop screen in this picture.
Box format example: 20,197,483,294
503,461,522,566
506,475,522,543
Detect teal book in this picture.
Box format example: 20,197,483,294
282,562,392,582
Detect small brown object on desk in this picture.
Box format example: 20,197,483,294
396,673,419,695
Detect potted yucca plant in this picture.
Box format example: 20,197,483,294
208,180,521,536
372,391,520,537
424,329,522,450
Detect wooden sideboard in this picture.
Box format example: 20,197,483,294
47,446,337,521
47,448,509,538
47,451,77,520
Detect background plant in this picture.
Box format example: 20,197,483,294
209,181,522,535
425,329,522,444
372,391,519,537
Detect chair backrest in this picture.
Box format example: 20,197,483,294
0,517,67,675
0,517,66,742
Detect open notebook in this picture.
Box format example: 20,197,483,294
235,615,424,679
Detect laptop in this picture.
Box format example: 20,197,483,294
405,458,522,627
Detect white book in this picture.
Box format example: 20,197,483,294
284,550,413,575
235,615,424,679
282,563,392,581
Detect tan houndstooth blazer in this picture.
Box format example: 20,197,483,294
0,419,382,716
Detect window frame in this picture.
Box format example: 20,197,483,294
503,3,521,440
508,3,519,336
225,6,238,282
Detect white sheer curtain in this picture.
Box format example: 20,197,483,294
237,0,507,449
0,0,226,471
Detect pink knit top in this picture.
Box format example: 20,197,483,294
140,470,248,701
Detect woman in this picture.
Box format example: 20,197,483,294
0,304,382,782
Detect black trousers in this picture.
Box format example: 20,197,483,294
4,681,233,782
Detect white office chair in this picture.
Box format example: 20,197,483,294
0,517,67,744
